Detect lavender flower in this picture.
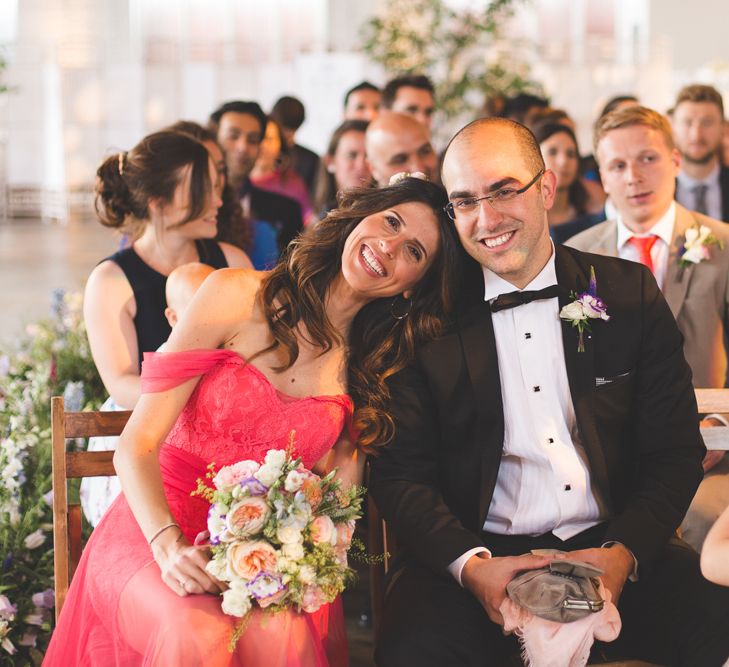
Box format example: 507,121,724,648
31,589,54,609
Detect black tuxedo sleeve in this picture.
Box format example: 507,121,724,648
601,266,705,571
369,361,485,577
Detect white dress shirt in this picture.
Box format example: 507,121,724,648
676,164,722,222
448,249,608,584
616,202,675,290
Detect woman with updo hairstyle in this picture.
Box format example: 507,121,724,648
45,175,462,665
314,119,372,218
533,122,606,244
85,130,252,410
166,120,254,256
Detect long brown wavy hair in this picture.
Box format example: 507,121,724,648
254,178,461,452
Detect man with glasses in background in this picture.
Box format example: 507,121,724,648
370,117,729,666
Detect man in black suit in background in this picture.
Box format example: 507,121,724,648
672,84,729,223
370,117,729,666
209,101,303,256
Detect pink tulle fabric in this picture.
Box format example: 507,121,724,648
44,349,353,667
499,579,621,667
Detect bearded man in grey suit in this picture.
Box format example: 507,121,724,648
567,105,729,551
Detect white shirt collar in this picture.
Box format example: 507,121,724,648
483,243,557,303
676,162,721,189
616,201,676,250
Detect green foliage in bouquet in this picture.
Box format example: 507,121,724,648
361,0,542,126
0,290,105,664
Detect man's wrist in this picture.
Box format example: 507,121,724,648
461,551,492,591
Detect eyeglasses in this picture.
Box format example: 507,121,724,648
444,169,545,222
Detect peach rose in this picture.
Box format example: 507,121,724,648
226,497,270,537
301,478,323,510
213,460,260,491
309,516,337,546
335,520,356,548
228,540,278,580
301,585,328,613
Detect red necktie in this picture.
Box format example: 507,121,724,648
628,235,658,273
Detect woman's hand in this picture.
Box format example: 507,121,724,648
151,528,225,597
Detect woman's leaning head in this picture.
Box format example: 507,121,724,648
95,130,218,236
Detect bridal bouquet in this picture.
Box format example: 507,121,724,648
193,445,364,647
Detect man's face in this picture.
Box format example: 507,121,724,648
442,126,555,288
597,125,680,232
366,124,437,186
216,112,263,183
390,86,435,129
344,89,381,122
672,101,724,165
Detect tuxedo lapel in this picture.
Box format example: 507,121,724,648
662,205,696,318
554,247,612,506
456,296,505,527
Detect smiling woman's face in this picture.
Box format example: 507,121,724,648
340,200,440,300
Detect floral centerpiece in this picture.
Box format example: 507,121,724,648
0,290,106,664
193,446,365,650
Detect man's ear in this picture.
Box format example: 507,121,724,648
540,169,558,211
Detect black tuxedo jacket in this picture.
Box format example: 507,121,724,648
720,166,729,223
370,244,704,577
248,182,303,254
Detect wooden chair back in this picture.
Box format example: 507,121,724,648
50,396,131,620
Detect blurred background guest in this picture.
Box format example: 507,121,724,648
250,116,314,226
343,80,382,122
314,119,371,218
533,121,605,243
271,95,321,200
381,74,436,132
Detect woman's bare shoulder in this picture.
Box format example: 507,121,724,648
199,267,266,319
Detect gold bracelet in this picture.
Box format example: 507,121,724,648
148,522,180,546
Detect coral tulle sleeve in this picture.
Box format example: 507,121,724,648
141,349,241,392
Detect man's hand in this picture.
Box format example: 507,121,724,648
699,418,726,473
460,552,552,625
561,544,634,606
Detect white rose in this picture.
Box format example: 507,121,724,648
682,245,704,264
298,565,316,585
559,301,586,321
698,225,712,243
281,542,305,560
284,469,307,493
255,464,281,487
206,556,232,582
207,507,227,540
23,530,45,550
264,449,287,469
277,524,303,545
684,226,699,245
221,585,252,617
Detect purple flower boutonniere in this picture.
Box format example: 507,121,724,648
679,224,723,268
559,267,610,352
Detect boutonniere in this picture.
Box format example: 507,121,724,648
679,224,723,267
559,267,610,353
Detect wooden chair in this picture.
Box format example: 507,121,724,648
50,395,131,620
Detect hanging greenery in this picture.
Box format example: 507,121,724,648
361,0,544,127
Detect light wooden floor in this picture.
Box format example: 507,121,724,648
0,215,117,348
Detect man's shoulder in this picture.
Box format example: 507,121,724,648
563,218,616,251
557,242,646,286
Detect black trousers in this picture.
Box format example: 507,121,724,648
375,526,729,667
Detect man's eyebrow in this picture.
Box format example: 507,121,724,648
387,152,408,164
448,177,520,200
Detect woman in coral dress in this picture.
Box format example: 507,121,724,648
44,173,460,666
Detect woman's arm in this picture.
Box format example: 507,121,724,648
701,504,729,586
220,241,253,269
114,268,262,595
83,261,142,409
313,430,366,491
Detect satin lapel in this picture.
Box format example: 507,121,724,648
457,299,505,527
662,205,695,319
555,247,612,506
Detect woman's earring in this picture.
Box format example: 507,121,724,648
390,294,413,320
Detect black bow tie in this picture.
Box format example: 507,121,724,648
490,285,560,312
